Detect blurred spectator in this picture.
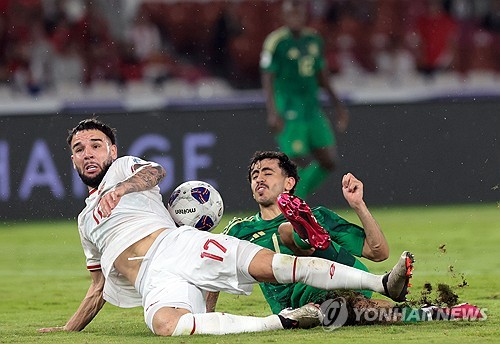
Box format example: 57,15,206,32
126,7,161,62
6,40,30,93
445,0,480,76
210,3,242,79
73,1,120,84
0,0,498,94
0,14,8,83
118,41,144,83
125,5,170,84
316,0,384,78
481,0,500,73
415,0,459,78
52,39,84,86
28,20,54,94
347,0,378,72
373,33,417,84
43,0,68,37
319,1,348,74
4,1,32,88
223,1,283,88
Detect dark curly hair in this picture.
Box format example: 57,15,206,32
67,118,117,147
247,151,300,194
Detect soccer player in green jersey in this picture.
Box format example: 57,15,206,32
219,152,479,324
222,151,392,314
260,0,349,199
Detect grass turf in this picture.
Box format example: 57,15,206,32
0,203,498,343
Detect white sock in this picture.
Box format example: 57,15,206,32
272,253,384,293
171,312,284,336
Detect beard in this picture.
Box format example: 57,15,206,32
256,196,275,208
78,158,113,189
254,191,276,208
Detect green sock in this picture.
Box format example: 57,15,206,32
295,162,330,199
292,231,313,249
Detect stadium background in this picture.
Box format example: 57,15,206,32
0,0,499,220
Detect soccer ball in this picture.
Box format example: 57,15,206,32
167,180,224,231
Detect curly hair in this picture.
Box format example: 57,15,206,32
67,118,117,147
247,151,300,194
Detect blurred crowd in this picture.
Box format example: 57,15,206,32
0,0,499,97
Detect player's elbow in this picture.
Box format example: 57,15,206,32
370,254,388,262
370,248,390,262
364,245,389,262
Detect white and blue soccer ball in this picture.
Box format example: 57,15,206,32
167,180,224,232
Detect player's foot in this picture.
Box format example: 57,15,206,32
382,251,415,302
278,303,324,329
277,193,331,250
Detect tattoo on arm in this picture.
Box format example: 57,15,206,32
117,164,166,195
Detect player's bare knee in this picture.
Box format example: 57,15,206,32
152,315,177,336
277,222,293,240
152,307,186,336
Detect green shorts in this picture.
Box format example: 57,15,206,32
277,113,335,158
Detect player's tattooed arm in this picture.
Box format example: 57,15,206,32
99,163,166,217
118,163,166,194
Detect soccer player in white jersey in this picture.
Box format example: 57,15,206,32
38,118,414,336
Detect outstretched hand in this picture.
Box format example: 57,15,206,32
341,173,365,209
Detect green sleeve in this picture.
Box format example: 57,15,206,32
260,27,288,73
315,207,366,257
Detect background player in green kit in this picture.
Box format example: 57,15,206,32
222,151,391,314
260,0,349,199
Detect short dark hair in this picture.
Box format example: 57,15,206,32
67,118,117,147
247,151,300,194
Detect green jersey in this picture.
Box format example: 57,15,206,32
260,26,325,120
223,206,370,314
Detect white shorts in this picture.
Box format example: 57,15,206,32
134,226,263,331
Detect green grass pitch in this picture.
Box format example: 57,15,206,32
1,203,499,343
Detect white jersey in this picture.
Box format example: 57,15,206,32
77,156,176,307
